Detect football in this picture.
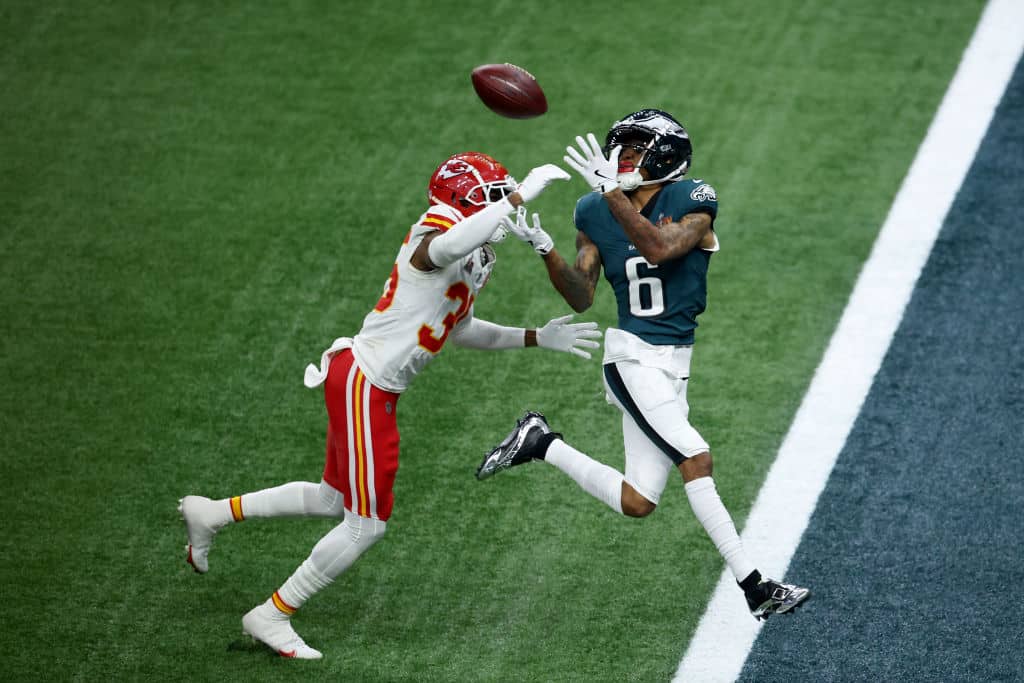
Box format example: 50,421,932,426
471,63,548,119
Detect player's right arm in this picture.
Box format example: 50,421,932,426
411,164,570,271
411,198,514,271
539,231,601,313
500,203,602,312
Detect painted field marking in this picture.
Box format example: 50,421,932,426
673,1,1024,681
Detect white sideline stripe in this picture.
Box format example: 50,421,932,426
673,1,1024,681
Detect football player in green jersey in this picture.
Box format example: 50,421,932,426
476,110,810,620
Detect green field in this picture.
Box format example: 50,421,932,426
0,2,985,680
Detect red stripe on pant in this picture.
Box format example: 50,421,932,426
321,349,400,521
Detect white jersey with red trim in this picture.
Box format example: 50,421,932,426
350,203,492,393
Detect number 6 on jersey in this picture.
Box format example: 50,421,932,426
625,256,664,317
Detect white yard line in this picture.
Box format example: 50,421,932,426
673,1,1024,681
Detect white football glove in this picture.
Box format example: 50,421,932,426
563,133,621,194
487,225,509,244
515,163,571,203
536,314,602,360
500,206,553,255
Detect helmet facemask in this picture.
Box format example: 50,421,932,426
604,109,693,190
462,175,518,214
463,173,516,243
604,130,656,191
428,152,516,218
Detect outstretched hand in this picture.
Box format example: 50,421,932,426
536,314,602,359
563,133,620,194
515,163,571,203
500,206,553,255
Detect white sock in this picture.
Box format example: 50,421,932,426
684,476,757,581
276,510,386,610
545,439,624,515
234,481,344,520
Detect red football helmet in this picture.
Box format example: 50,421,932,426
428,152,517,216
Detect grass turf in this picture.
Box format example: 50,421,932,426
0,1,984,680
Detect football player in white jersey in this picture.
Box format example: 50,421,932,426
179,152,599,659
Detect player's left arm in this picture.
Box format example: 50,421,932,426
451,314,600,359
563,133,715,264
604,192,714,264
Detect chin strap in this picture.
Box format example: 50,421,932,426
617,171,643,191
616,168,689,192
615,151,690,191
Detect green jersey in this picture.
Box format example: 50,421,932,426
573,178,719,346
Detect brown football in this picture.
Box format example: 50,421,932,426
471,63,548,119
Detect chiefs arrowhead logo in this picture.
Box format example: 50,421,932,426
437,160,472,180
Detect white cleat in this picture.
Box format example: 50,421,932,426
242,602,323,660
178,495,226,574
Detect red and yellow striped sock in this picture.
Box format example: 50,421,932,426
229,496,244,522
271,591,298,616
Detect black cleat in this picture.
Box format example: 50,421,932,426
745,579,811,620
475,411,559,480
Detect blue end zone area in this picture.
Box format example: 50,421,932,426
739,57,1024,681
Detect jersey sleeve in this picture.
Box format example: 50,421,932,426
408,204,460,241
680,179,718,219
419,209,457,232
572,193,601,235
422,198,513,269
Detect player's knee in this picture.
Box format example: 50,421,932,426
309,512,386,573
621,486,657,518
311,480,346,518
345,510,387,546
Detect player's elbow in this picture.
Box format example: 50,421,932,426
639,245,672,265
564,291,593,313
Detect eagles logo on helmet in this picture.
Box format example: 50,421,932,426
428,152,517,217
604,109,694,190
